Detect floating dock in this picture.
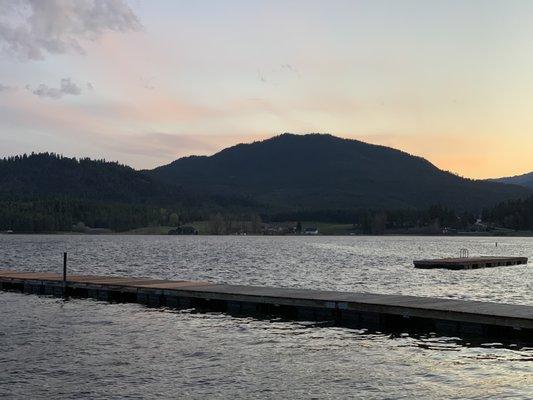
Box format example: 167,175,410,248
414,256,528,270
1,270,532,342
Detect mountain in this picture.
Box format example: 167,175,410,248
0,153,183,204
491,172,533,190
149,133,530,211
2,135,529,213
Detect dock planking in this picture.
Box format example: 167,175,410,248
413,256,528,270
1,270,532,342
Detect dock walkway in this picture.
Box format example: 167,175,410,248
413,256,528,270
1,270,532,341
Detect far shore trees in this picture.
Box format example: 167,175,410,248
169,213,180,227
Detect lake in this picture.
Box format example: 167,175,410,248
1,235,532,399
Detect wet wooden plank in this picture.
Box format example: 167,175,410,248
0,272,63,280
135,281,212,289
0,271,210,289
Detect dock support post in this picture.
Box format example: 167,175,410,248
63,252,67,297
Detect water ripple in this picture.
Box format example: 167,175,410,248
0,235,532,398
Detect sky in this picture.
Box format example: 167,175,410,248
1,0,533,178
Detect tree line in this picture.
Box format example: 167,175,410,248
2,195,533,234
482,197,533,230
0,198,189,232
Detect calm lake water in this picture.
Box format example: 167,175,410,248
1,235,532,399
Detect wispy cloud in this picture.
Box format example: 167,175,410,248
280,63,300,76
0,83,14,92
0,0,141,60
257,70,267,83
31,78,82,99
102,132,269,162
257,64,300,84
0,89,269,167
140,76,155,90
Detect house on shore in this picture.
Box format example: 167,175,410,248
168,226,199,235
303,227,319,235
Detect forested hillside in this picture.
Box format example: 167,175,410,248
492,171,533,190
150,133,529,211
1,135,532,233
0,153,182,204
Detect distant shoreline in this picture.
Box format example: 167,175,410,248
3,230,533,237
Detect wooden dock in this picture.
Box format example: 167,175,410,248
413,256,528,270
1,270,532,342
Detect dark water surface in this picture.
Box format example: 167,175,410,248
1,235,532,398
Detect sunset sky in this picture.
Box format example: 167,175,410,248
1,0,533,178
